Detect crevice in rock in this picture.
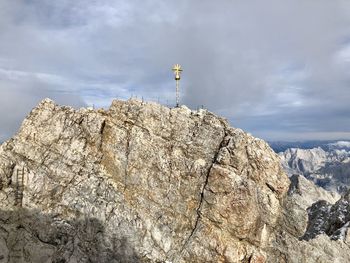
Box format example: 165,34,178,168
246,254,253,263
179,129,227,253
100,120,106,135
99,115,109,159
123,124,133,192
181,167,209,248
266,182,278,194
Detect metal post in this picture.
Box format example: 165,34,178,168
172,64,182,108
176,79,179,107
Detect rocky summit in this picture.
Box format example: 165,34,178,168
0,98,349,263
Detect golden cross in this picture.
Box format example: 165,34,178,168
172,64,182,80
172,64,182,107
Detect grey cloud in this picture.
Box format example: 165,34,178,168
0,0,350,141
0,76,85,141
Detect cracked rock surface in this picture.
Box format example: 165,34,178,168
0,98,320,262
301,189,350,241
269,174,350,263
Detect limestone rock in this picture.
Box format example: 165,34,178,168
0,98,291,262
0,98,347,262
302,190,350,241
269,174,350,263
278,174,340,239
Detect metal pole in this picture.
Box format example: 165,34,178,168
176,79,179,107
172,64,182,108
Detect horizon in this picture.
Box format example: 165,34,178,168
1,1,350,141
1,97,350,143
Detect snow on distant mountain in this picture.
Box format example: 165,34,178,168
328,141,350,149
279,141,350,194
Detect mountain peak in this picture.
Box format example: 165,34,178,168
0,98,349,262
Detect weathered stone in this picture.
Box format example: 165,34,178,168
268,174,350,263
0,98,348,262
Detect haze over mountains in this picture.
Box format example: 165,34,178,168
270,140,350,153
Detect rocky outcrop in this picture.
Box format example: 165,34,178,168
279,174,340,242
0,98,290,262
268,174,350,263
302,190,350,241
287,174,340,208
0,98,349,262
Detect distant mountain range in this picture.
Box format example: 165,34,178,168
269,140,350,153
276,141,350,194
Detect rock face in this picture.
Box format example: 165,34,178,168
302,190,350,241
268,174,350,263
0,98,290,262
0,98,348,262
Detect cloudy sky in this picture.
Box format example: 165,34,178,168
1,0,350,141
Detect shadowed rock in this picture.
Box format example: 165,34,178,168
302,190,350,241
0,208,139,263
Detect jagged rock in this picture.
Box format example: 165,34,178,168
268,174,350,263
287,174,340,209
301,200,332,240
279,174,340,239
301,190,350,241
0,98,289,262
0,98,349,263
